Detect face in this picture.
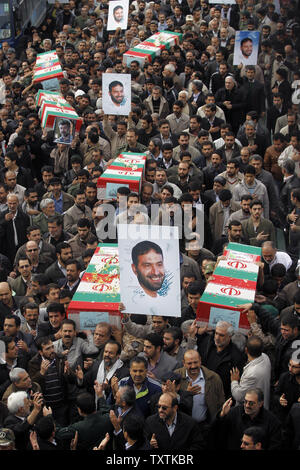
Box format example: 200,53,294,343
41,341,55,360
18,259,32,278
142,186,153,202
245,125,255,138
114,7,123,22
17,371,32,389
157,395,175,421
241,434,259,450
94,326,111,347
0,186,7,203
130,361,147,385
163,332,176,353
24,309,39,328
103,343,119,367
6,340,17,360
183,351,201,378
4,318,18,337
0,284,12,305
44,202,55,217
77,226,89,240
241,40,253,57
187,292,201,311
214,326,231,349
178,163,189,178
262,247,276,264
244,173,255,186
155,171,167,186
241,199,251,214
243,392,263,418
132,249,165,292
152,316,167,334
143,340,157,359
226,163,237,177
66,264,79,282
110,84,124,105
61,324,76,345
126,131,137,147
225,78,234,90
5,173,17,189
59,124,70,138
250,204,263,219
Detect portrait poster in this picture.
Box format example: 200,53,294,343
233,30,260,66
102,73,131,116
53,117,75,145
107,0,129,31
118,224,181,317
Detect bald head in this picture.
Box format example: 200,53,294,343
262,241,276,264
0,281,12,306
183,349,201,379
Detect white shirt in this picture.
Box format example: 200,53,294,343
265,251,293,272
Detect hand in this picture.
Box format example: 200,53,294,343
30,431,39,450
188,319,198,338
43,406,52,416
292,152,300,162
150,433,158,449
93,433,110,450
70,431,78,451
40,359,51,375
279,394,288,407
119,302,126,312
111,325,122,343
246,309,257,324
110,376,119,397
237,303,253,314
255,294,267,303
220,397,233,417
9,271,17,279
290,223,298,231
17,340,28,352
94,381,104,398
230,367,240,382
64,360,71,374
256,231,269,241
187,381,202,395
54,329,62,340
163,379,176,393
147,370,158,381
61,349,69,357
5,212,14,221
75,365,84,381
83,358,94,370
32,392,43,412
109,410,121,432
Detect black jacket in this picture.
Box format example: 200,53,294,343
4,413,33,450
211,404,282,450
195,332,247,399
0,356,28,399
144,411,205,451
0,209,30,263
214,86,246,133
273,371,300,422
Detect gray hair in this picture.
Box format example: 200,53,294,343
245,387,264,403
119,386,136,407
282,158,296,175
216,321,234,336
178,90,188,99
231,332,247,352
164,64,175,73
7,391,27,415
181,319,194,334
225,75,237,87
9,368,26,384
245,120,256,129
43,39,52,46
40,198,54,210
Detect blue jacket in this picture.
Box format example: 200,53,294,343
118,376,162,418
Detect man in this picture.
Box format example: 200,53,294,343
44,216,73,248
55,120,72,144
187,320,246,399
168,161,201,193
230,336,271,408
166,100,190,136
249,154,279,216
233,165,269,219
139,333,179,381
76,340,128,400
241,427,265,450
209,189,240,241
200,103,225,141
174,350,225,427
131,240,165,298
266,93,287,133
241,200,276,246
212,219,244,256
20,302,39,338
33,199,59,236
211,388,282,450
218,159,244,191
14,225,56,266
216,132,241,163
59,259,81,296
239,65,265,116
9,256,33,297
145,392,205,451
4,171,25,205
0,282,21,328
118,357,162,417
116,128,147,157
144,87,170,120
42,177,74,215
172,132,201,162
179,281,205,325
63,190,93,235
53,319,98,369
45,242,73,284
261,241,293,278
68,218,98,259
227,195,252,226
0,314,37,363
36,302,65,342
203,153,226,191
108,80,126,108
34,166,54,199
1,367,41,406
102,115,127,159
4,391,48,450
238,120,267,157
273,358,300,423
163,327,185,366
0,194,30,263
0,336,27,399
23,240,53,274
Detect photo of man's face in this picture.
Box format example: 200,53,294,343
241,39,253,58
132,245,165,297
113,6,124,22
109,83,124,105
59,122,70,138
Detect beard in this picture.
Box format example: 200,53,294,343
136,270,165,292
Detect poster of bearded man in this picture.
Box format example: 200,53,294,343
102,73,131,116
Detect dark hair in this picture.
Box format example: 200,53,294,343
219,189,232,202
243,426,266,447
244,165,256,175
250,199,263,208
117,186,131,196
187,280,205,295
164,326,183,343
35,416,55,440
119,386,136,407
36,336,52,351
246,336,263,358
122,414,145,442
65,259,81,270
104,339,121,355
4,314,20,328
46,302,65,315
129,356,147,368
77,218,91,228
144,333,164,349
241,194,253,202
270,263,286,278
281,312,300,330
56,242,71,254
76,392,96,414
228,219,242,229
48,216,63,227
0,335,16,352
61,319,76,331
131,241,163,267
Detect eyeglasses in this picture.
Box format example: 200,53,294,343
27,249,38,252
243,400,257,406
157,405,171,410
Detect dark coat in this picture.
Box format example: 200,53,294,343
144,411,205,451
282,403,300,450
211,404,282,450
44,260,67,284
0,356,28,399
4,413,33,450
214,86,246,133
195,333,247,399
0,209,30,263
239,78,265,115
81,359,129,397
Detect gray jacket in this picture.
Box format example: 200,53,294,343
138,350,180,381
232,179,269,219
53,336,99,369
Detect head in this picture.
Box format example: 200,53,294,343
228,220,243,242
9,368,32,391
250,200,263,220
61,319,76,347
143,333,163,360
241,427,265,450
46,303,65,329
183,350,202,379
129,357,148,386
214,321,234,350
93,322,112,348
109,80,124,106
280,312,300,341
157,392,178,422
103,340,121,368
240,37,253,58
131,241,165,294
261,241,276,264
163,327,183,354
243,388,264,419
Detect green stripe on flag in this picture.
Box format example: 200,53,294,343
72,291,120,303
226,242,261,255
214,266,258,282
200,292,253,307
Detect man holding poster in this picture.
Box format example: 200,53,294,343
118,224,181,317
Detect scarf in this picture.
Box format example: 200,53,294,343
96,358,123,401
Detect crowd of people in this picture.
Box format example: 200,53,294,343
0,0,300,452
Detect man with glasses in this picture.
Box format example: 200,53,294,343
144,392,205,451
211,388,281,449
